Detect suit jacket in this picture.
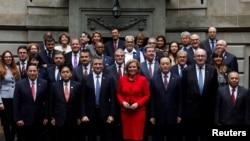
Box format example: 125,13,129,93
46,65,58,84
16,61,28,79
149,71,182,125
103,55,114,67
182,64,218,122
223,51,238,72
200,38,218,63
64,51,81,69
81,72,115,121
87,44,97,57
13,78,48,126
38,49,56,67
215,85,249,125
50,80,81,127
105,39,125,58
38,42,46,52
72,65,92,82
140,61,159,83
186,47,195,65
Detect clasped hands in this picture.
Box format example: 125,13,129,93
122,101,138,110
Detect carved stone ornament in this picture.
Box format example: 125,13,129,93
87,16,147,31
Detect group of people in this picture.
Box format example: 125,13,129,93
0,26,249,141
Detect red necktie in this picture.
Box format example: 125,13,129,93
65,83,70,102
31,81,35,101
118,65,122,78
21,62,26,75
231,88,236,105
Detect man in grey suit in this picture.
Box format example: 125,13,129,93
215,71,249,125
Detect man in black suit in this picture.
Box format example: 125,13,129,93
38,31,53,52
149,56,182,141
215,71,249,125
216,39,238,72
72,49,92,82
105,48,125,141
140,44,159,83
180,31,191,51
81,56,115,141
170,50,188,77
13,64,48,141
39,36,57,68
105,28,125,58
200,27,218,63
64,38,81,69
50,64,81,141
186,34,201,65
16,45,29,79
182,48,218,141
80,31,91,51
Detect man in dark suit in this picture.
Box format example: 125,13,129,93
50,64,81,141
186,34,201,65
216,39,238,72
104,48,125,141
38,31,53,52
94,41,114,67
215,71,249,125
182,48,218,141
180,31,191,51
105,28,125,58
80,31,91,51
170,50,188,77
200,27,218,63
149,56,182,141
64,38,81,69
47,51,65,84
13,64,48,141
140,44,159,82
39,36,57,68
16,45,29,79
72,49,92,82
81,56,115,141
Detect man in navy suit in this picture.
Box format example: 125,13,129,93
182,48,218,141
38,31,53,52
200,27,218,63
149,56,182,141
140,44,159,83
81,56,115,141
94,41,114,67
216,39,238,72
39,36,57,68
215,71,249,125
72,49,92,82
47,51,65,84
105,28,125,58
13,64,48,141
170,50,188,77
64,38,81,69
50,64,81,141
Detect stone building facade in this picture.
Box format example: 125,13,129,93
0,0,249,87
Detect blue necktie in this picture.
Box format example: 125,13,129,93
95,75,100,105
56,70,60,81
73,54,77,68
198,67,203,95
211,41,215,53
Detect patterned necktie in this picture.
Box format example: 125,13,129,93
84,67,88,75
148,62,153,78
73,54,78,68
31,81,35,101
95,75,100,105
231,88,236,105
164,75,168,90
114,40,118,50
64,82,70,102
198,67,204,95
21,62,26,75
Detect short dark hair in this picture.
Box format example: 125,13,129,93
27,63,38,70
59,63,72,73
45,36,55,43
158,55,172,64
17,45,28,53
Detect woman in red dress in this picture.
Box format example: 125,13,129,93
117,59,150,141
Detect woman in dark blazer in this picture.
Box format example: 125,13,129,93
0,50,20,141
210,50,231,87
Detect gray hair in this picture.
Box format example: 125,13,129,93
181,31,191,38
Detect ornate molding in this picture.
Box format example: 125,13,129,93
87,16,147,31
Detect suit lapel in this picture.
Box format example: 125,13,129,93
24,78,34,101
142,62,150,79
